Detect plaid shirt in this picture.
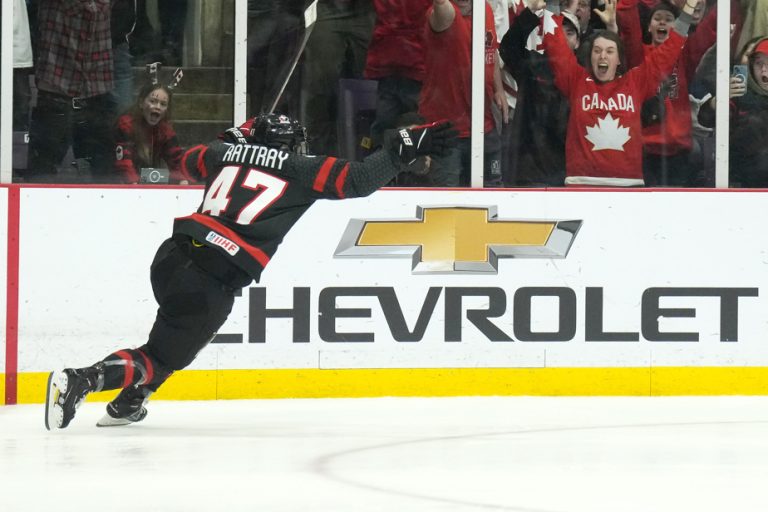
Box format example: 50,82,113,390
35,0,114,98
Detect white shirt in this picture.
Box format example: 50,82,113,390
13,0,33,68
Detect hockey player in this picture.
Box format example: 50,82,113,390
44,114,457,430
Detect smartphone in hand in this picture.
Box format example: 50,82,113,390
732,65,748,84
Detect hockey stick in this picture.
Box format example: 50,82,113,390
266,0,318,114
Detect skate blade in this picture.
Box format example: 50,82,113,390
44,371,64,430
96,414,136,427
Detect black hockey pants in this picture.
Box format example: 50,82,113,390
145,236,248,371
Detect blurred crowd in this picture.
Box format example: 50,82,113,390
5,0,768,187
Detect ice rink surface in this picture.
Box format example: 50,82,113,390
2,396,768,512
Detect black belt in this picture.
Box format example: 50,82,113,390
37,90,107,110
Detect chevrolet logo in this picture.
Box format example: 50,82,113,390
335,206,582,274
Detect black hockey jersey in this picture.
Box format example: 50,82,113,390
174,140,403,281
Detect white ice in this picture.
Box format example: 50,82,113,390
2,396,768,512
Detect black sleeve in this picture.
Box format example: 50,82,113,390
185,140,401,199
279,147,401,199
499,8,540,82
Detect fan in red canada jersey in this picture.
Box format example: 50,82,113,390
529,0,698,186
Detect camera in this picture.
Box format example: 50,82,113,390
139,168,170,184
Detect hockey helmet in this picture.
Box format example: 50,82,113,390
238,114,308,154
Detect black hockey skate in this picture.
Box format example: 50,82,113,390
96,385,151,427
45,368,99,430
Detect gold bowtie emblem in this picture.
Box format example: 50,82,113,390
335,206,582,274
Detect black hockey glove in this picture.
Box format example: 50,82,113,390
220,127,250,145
387,121,458,165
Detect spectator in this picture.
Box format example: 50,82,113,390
698,37,768,187
300,0,376,156
13,0,34,132
734,0,767,57
569,0,619,66
617,0,717,187
694,35,761,125
505,0,618,182
26,0,116,183
567,0,617,38
689,32,753,108
684,17,747,186
499,6,583,186
537,0,696,186
114,80,188,185
364,0,432,147
156,0,188,65
491,0,520,186
686,0,707,25
570,0,593,34
247,1,306,118
419,0,508,187
111,0,138,113
131,0,188,66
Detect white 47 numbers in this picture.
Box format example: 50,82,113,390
201,165,287,224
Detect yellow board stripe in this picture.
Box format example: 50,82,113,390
5,367,768,404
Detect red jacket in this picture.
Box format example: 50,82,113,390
364,0,432,82
618,0,718,155
114,114,186,183
419,2,497,137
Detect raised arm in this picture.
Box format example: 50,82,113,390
493,53,510,124
616,0,644,69
430,0,457,33
592,0,618,33
499,4,543,79
539,0,584,95
289,122,458,198
680,0,717,81
631,1,696,98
